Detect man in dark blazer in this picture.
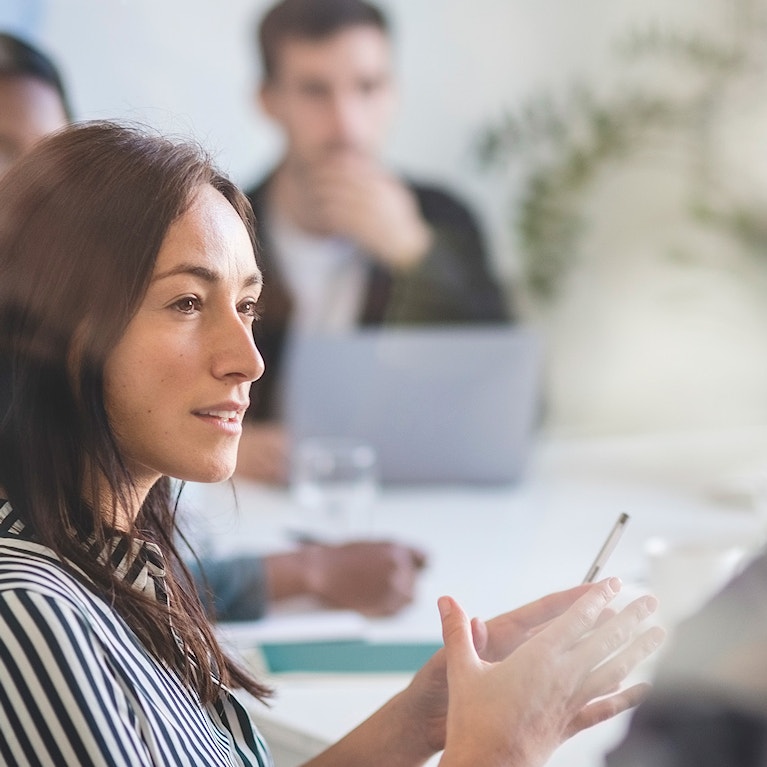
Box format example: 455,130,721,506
238,0,511,483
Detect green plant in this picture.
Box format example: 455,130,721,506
477,2,767,302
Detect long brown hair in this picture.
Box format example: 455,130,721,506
0,120,270,703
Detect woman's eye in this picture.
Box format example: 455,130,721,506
173,296,201,314
239,300,260,320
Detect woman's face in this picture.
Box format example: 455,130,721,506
103,184,264,497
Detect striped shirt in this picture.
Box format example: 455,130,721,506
0,500,273,767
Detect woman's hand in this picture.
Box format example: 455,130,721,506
302,580,663,767
436,578,664,767
407,579,663,767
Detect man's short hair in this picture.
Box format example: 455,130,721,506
0,32,72,119
257,0,390,81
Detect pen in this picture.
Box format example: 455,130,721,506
582,512,630,584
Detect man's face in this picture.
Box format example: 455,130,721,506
0,75,68,177
260,25,397,167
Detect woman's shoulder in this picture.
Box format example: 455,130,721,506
0,536,101,618
0,537,147,677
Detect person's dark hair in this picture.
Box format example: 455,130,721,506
258,0,389,81
0,32,72,119
0,120,269,703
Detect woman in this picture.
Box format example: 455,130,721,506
0,120,663,766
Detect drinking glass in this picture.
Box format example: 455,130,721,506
290,437,379,541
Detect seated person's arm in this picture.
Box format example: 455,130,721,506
192,541,428,621
289,155,510,324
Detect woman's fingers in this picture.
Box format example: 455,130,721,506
576,626,665,705
479,583,605,661
575,624,666,706
559,594,665,736
574,594,660,674
471,616,489,656
488,583,593,632
565,682,653,737
542,578,624,652
519,604,619,645
592,606,618,629
439,596,481,675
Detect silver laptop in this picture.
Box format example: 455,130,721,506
282,324,543,485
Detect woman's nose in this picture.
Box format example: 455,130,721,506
211,315,264,383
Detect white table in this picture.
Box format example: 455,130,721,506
186,428,767,766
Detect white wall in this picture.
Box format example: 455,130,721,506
11,0,763,436
0,0,711,287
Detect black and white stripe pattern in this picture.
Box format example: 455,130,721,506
87,534,169,606
0,500,272,767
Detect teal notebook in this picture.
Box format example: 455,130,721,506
259,640,443,674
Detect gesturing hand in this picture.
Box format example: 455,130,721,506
436,578,665,767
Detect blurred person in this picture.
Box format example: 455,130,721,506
0,31,71,176
0,119,663,765
606,544,767,766
239,0,512,483
0,29,426,620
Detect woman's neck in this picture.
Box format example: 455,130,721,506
82,470,149,533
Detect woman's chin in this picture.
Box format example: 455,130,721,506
174,460,237,486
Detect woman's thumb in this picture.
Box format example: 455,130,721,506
439,596,478,671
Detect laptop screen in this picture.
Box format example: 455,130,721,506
283,324,543,485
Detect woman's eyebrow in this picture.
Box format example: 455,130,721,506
152,264,263,287
242,271,263,288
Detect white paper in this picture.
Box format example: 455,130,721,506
215,609,367,649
